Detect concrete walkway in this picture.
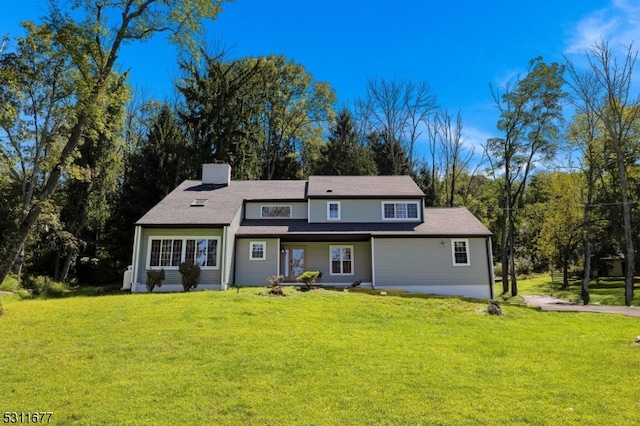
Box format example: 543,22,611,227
521,295,640,317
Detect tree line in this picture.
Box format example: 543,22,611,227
1,1,639,305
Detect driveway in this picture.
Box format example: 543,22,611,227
521,295,640,317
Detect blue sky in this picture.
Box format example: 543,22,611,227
2,0,640,153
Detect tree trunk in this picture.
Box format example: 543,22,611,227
60,252,74,283
0,116,87,285
581,182,593,305
10,243,25,275
562,257,569,290
509,210,518,297
613,140,635,306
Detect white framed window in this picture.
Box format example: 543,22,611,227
250,241,266,260
147,236,220,270
330,245,354,275
452,239,470,266
149,239,183,267
260,205,292,218
185,238,219,267
381,202,420,220
327,201,341,220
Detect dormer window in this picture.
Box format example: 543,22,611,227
327,201,341,220
382,202,419,220
261,205,292,218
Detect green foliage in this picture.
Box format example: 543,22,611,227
367,131,410,175
315,109,377,176
179,262,201,291
0,274,21,292
296,271,320,288
21,275,68,297
146,269,165,292
177,53,336,180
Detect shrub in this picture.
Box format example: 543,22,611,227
146,269,166,292
179,262,201,291
266,274,285,296
0,274,20,292
21,275,67,297
296,271,321,288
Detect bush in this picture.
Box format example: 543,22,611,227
21,275,68,297
146,269,165,292
179,262,201,291
0,274,21,292
266,274,285,296
296,271,321,288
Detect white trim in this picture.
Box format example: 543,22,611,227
371,237,376,289
451,238,471,266
380,201,421,221
146,236,221,270
131,226,142,291
249,240,267,261
221,226,228,289
327,201,341,221
260,204,292,219
329,245,355,276
276,238,281,276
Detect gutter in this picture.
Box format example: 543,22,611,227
486,237,495,300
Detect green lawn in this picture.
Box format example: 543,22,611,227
1,288,640,425
495,274,640,306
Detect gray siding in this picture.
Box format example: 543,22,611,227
137,228,224,287
234,238,280,285
288,241,372,284
223,207,243,286
244,202,308,219
373,237,491,289
308,199,422,223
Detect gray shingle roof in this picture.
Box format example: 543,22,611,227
236,208,491,237
136,179,307,226
307,175,424,198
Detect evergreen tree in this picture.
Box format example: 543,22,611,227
317,109,377,176
368,131,410,175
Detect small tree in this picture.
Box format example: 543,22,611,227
296,271,321,288
145,269,165,292
179,261,200,291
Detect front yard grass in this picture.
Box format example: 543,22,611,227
1,288,640,425
495,274,640,306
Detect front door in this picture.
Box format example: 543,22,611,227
282,246,305,281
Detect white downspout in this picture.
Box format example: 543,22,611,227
131,225,142,292
371,237,376,289
221,226,228,290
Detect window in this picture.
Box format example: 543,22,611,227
382,202,419,220
250,241,266,260
261,205,292,218
327,201,341,220
185,239,218,267
149,239,182,267
330,245,353,275
452,239,470,266
147,237,219,269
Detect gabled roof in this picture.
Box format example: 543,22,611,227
136,179,307,226
236,208,492,237
307,175,424,198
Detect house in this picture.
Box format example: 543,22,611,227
127,163,495,299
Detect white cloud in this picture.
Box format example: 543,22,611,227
565,1,640,55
